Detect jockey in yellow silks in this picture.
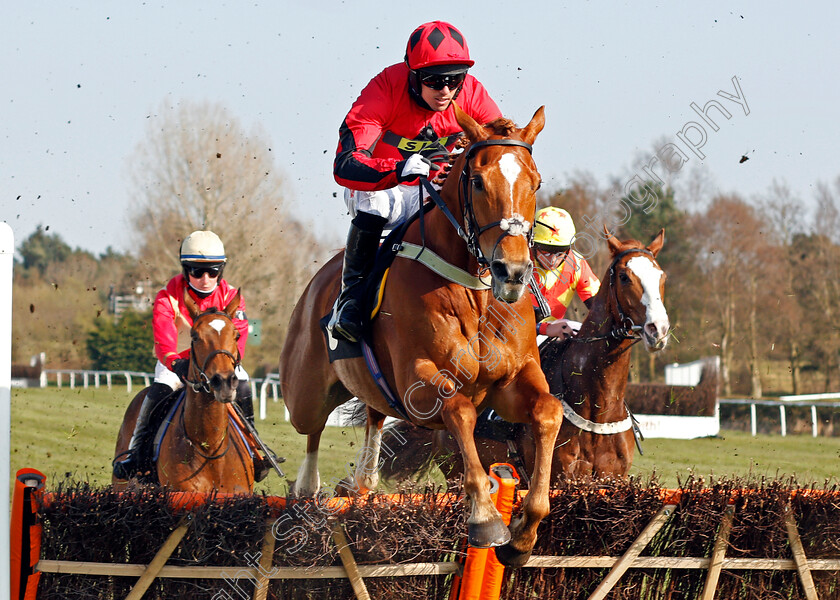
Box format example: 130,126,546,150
530,207,601,338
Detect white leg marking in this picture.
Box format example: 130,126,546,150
355,428,382,492
294,450,320,496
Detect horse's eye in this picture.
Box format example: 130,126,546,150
191,331,199,341
472,176,484,192
535,181,542,192
619,272,631,284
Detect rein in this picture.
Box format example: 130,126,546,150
419,138,534,272
178,402,231,460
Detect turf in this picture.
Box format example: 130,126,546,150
9,387,840,493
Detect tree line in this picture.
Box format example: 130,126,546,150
10,100,840,397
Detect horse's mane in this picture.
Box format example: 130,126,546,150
456,117,521,150
484,117,518,137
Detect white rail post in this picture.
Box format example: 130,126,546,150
124,372,132,394
0,222,14,599
750,403,757,436
811,405,818,438
779,405,787,437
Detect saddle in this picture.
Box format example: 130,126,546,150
321,202,436,362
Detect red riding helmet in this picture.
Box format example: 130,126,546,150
405,21,474,72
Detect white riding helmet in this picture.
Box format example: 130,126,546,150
180,231,227,265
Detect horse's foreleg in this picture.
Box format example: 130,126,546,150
293,430,323,496
354,408,386,493
443,397,511,548
495,367,562,566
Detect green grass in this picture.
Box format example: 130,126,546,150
10,387,840,493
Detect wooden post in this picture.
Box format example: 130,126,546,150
125,515,192,600
331,520,371,600
587,504,677,600
700,505,735,600
784,504,819,600
253,519,277,600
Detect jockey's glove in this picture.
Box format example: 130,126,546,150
171,358,190,381
396,153,437,183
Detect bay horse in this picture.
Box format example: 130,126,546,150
374,229,670,484
113,291,254,492
280,104,561,566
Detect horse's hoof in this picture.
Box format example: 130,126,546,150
468,519,511,548
494,543,533,567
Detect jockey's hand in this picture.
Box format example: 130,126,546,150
544,319,578,339
397,154,438,182
171,358,190,381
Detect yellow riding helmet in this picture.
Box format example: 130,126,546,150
533,207,576,247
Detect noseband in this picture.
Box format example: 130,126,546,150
420,139,535,272
185,309,241,394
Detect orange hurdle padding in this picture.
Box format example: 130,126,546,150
453,463,520,600
11,468,46,600
479,463,520,599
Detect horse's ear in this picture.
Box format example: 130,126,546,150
184,289,201,320
224,289,241,319
520,106,546,146
647,229,665,258
453,102,489,143
604,225,622,256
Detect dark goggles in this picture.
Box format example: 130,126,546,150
534,244,571,256
186,265,222,279
417,71,466,91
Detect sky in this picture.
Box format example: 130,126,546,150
3,2,839,256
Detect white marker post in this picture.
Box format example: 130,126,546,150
0,222,13,598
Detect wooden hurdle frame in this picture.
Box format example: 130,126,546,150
15,467,840,600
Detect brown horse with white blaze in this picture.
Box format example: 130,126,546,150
377,229,670,484
280,105,561,566
113,291,254,492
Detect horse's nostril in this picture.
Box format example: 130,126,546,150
645,323,658,338
490,261,508,281
210,374,223,389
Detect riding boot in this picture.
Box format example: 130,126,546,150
113,382,172,480
236,380,271,482
328,212,387,343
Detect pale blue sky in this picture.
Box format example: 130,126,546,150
3,2,838,255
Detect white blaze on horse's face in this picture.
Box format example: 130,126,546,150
486,153,533,304
208,319,226,334
498,154,521,208
626,256,669,350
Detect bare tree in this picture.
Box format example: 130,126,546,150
692,195,770,397
126,99,327,371
760,181,806,393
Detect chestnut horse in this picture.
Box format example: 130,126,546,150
375,230,670,484
113,291,254,492
280,105,561,566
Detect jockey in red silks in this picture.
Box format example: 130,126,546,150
113,231,269,481
329,20,503,343
531,207,601,339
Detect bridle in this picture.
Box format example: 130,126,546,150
184,309,241,394
420,138,535,272
570,247,658,344
180,308,240,460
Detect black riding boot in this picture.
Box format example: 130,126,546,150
328,212,387,343
237,380,269,482
113,382,172,480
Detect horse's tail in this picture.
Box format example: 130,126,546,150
380,420,442,482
